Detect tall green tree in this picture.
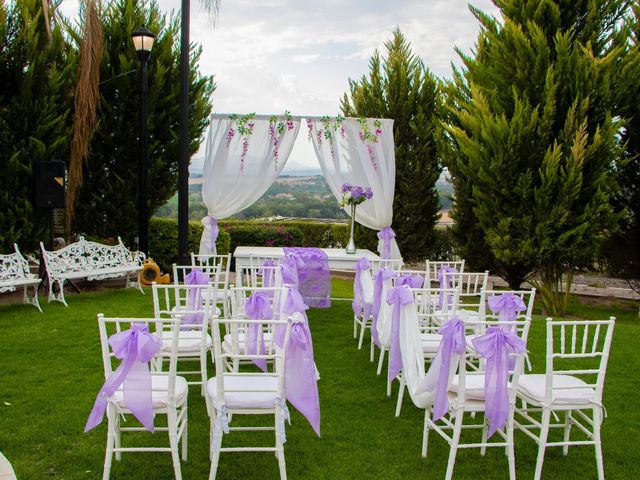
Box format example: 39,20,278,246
445,0,628,315
341,28,442,261
72,0,214,243
0,0,76,251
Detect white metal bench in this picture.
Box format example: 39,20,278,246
0,244,42,312
40,236,145,306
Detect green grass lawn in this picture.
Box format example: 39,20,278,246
0,280,638,479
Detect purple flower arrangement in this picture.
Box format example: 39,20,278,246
340,182,373,207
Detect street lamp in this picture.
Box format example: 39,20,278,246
131,26,156,256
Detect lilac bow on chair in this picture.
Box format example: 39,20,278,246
371,268,396,347
280,254,304,287
437,266,457,308
396,273,425,288
184,268,210,325
352,257,373,319
85,324,162,432
472,327,526,437
432,317,466,421
244,292,273,372
386,285,415,383
488,293,526,325
259,259,277,289
208,216,219,254
377,226,396,259
274,286,320,437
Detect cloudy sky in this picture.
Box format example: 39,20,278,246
60,0,501,168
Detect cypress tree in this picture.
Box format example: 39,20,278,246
341,28,442,261
0,0,76,251
72,0,214,244
445,0,628,314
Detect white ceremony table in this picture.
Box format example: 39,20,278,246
233,246,380,271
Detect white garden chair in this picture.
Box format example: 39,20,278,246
425,259,465,287
236,263,282,289
514,317,616,480
189,253,232,316
352,257,375,354
93,315,188,480
152,282,216,395
206,315,293,480
444,270,489,320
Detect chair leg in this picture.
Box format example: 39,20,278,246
562,411,573,456
353,316,358,339
209,412,223,480
181,401,188,462
422,408,431,458
377,348,386,376
201,351,208,396
369,336,375,363
395,377,405,417
275,408,287,480
167,409,182,480
114,414,121,461
593,407,605,480
480,415,488,456
445,409,464,480
103,406,115,480
534,408,552,480
357,319,367,350
506,410,516,480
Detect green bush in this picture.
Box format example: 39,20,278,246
149,217,230,273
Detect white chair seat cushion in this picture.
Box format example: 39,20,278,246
518,374,596,405
160,330,212,353
449,375,489,400
112,375,188,408
421,333,442,354
223,332,273,353
207,375,279,409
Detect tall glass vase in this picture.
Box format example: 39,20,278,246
346,203,357,254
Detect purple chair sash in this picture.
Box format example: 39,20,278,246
432,317,466,421
488,293,526,325
85,324,162,432
371,268,396,348
396,273,425,288
352,257,373,319
472,327,526,437
386,285,415,383
377,226,396,259
274,286,320,437
283,248,331,308
208,216,219,253
244,292,273,372
184,268,209,325
437,266,458,308
259,259,277,289
280,253,303,287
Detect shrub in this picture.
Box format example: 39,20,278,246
149,217,230,273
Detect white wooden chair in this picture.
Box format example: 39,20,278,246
445,270,489,320
352,259,375,355
152,282,216,395
96,315,188,480
206,315,292,480
514,317,616,480
236,263,283,289
425,259,465,287
424,316,531,480
189,253,232,316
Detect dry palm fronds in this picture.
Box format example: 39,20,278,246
66,0,103,235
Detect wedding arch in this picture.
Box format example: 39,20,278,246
198,113,401,259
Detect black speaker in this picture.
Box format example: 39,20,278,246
35,160,66,208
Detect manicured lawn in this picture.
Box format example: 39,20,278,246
0,280,638,479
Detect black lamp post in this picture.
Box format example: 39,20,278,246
131,26,156,256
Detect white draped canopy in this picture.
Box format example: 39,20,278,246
198,114,401,259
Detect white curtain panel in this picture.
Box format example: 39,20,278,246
307,117,401,259
199,114,301,255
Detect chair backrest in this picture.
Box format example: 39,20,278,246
210,315,292,407
369,258,404,274
96,314,181,403
228,286,287,320
446,271,489,312
0,244,31,280
187,253,231,290
544,317,615,405
236,264,283,289
425,259,465,286
456,316,532,404
248,254,282,269
479,288,536,322
411,287,461,330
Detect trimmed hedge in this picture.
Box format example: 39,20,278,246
149,217,231,274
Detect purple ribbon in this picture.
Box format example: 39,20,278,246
208,216,219,253
396,273,425,288
352,257,373,319
244,292,273,372
472,327,526,437
184,268,209,325
432,317,466,421
284,248,331,308
274,286,320,437
84,324,162,432
386,285,415,383
377,226,396,259
488,293,526,324
259,259,277,289
280,253,304,287
371,267,396,347
437,266,457,308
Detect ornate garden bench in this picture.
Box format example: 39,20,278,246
40,237,145,306
0,244,42,311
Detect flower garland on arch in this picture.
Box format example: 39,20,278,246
357,117,383,171
269,111,295,170
227,113,256,174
